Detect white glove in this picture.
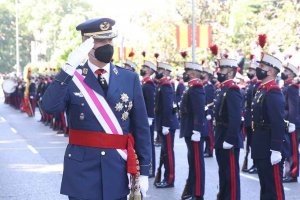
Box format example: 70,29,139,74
270,150,282,165
191,130,201,142
223,141,233,149
139,175,149,197
29,96,34,99
63,37,94,75
205,106,208,111
206,115,212,120
148,118,153,126
288,122,296,133
162,126,169,135
241,116,245,121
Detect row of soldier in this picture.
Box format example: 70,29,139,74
2,75,68,135
123,51,300,200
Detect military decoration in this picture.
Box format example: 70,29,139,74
115,93,132,121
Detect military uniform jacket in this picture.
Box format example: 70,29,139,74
29,81,36,98
155,77,179,130
244,79,261,127
176,80,185,105
142,76,156,118
282,80,300,125
203,80,215,116
41,62,151,200
251,80,285,159
179,79,206,138
213,79,243,148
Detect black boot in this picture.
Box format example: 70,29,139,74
181,179,192,200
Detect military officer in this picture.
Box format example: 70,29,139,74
241,56,261,173
251,53,286,199
41,18,151,200
200,67,215,158
124,60,137,72
180,62,206,200
214,58,243,200
154,62,179,188
175,73,186,114
140,60,157,177
281,62,299,183
29,77,37,116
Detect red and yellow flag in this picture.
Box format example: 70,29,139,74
176,24,212,49
112,47,135,62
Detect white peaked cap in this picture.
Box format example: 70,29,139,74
143,60,157,71
285,62,298,76
185,62,203,71
157,62,172,72
125,60,137,69
219,59,238,68
258,53,283,72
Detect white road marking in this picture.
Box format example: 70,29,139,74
240,173,290,191
27,145,39,154
10,127,17,133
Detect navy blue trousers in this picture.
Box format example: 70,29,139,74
255,159,285,200
160,129,175,184
185,137,205,198
149,121,156,176
215,148,240,200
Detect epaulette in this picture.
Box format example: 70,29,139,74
291,83,300,89
267,85,281,92
229,84,240,90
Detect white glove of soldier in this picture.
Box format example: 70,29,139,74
148,118,154,126
270,150,282,165
241,116,245,121
206,115,212,120
162,126,169,135
223,141,233,149
139,175,149,197
205,106,208,111
288,122,296,133
63,37,94,75
29,96,34,99
191,130,201,142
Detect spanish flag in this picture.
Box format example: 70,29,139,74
176,24,212,49
112,47,134,62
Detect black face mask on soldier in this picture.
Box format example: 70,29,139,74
183,73,190,82
247,73,255,80
93,44,114,63
199,74,205,80
281,73,288,80
256,67,268,80
155,72,164,79
140,69,146,77
217,72,228,83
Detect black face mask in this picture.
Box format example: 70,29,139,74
217,72,227,83
140,69,146,77
281,73,288,80
256,67,268,80
211,79,217,85
247,73,254,80
93,44,114,63
155,72,164,79
183,73,190,82
199,74,205,80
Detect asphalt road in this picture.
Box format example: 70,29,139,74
0,97,300,200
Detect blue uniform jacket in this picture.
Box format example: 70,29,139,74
155,78,179,130
179,79,206,138
176,81,185,105
282,80,300,125
251,80,285,159
203,81,215,116
142,77,156,118
244,79,261,127
41,62,151,200
213,80,243,149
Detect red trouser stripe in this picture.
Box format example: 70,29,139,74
273,164,283,200
166,133,174,184
208,120,214,153
291,131,298,177
229,151,236,200
193,142,201,196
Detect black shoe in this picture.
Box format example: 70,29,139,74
283,176,298,183
248,167,257,174
57,130,64,134
203,152,213,158
155,181,174,188
181,180,192,199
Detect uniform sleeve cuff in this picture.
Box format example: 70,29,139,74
139,164,150,176
271,140,282,152
55,69,73,85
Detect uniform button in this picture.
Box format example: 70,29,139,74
101,151,106,156
61,82,64,85
68,153,71,157
81,103,85,106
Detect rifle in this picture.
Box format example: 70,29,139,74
241,149,249,172
154,149,164,185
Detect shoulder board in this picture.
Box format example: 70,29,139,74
190,83,203,87
76,65,83,70
267,85,281,92
292,83,300,88
229,84,240,90
162,82,172,86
